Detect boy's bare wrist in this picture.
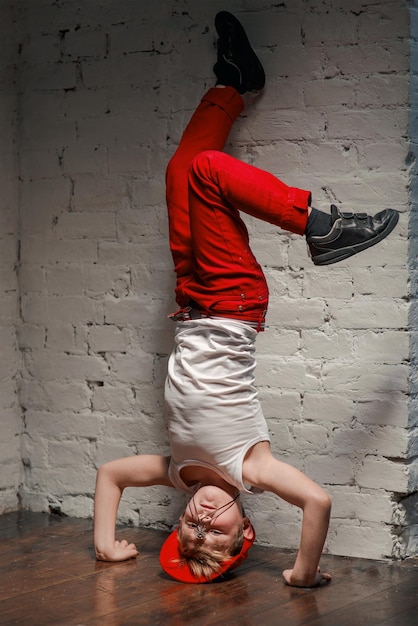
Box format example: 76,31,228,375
94,541,113,561
285,566,317,587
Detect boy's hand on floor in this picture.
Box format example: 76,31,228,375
95,539,139,562
282,567,332,588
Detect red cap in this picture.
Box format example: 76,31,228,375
159,524,255,583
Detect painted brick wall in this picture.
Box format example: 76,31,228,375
0,1,22,514
404,0,418,557
6,0,415,559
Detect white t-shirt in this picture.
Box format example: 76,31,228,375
165,317,270,495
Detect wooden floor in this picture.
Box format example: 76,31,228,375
1,511,418,626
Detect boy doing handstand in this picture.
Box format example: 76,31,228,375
94,12,399,586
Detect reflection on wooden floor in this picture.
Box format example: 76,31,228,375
1,511,417,625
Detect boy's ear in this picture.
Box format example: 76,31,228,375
242,516,254,540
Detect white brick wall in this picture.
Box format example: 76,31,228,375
0,1,21,513
2,0,414,560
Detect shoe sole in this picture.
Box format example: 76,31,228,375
311,210,400,266
215,11,265,92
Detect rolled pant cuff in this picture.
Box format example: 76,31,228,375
201,87,245,122
283,187,312,235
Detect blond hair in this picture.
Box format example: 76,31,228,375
177,525,244,580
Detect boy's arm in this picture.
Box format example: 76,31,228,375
243,442,331,588
94,454,172,562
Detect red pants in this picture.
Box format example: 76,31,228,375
166,87,312,326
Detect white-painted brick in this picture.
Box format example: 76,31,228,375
21,237,98,265
62,142,109,176
19,148,62,179
20,433,48,471
116,208,166,243
328,523,394,559
0,293,19,323
256,357,321,392
302,11,360,45
304,79,357,108
352,268,409,298
49,440,93,468
18,492,50,513
85,266,133,298
72,174,130,212
0,491,19,513
0,0,413,560
108,143,153,176
302,393,354,424
357,7,410,43
0,267,18,292
0,380,19,410
45,324,88,353
136,324,174,356
292,422,329,451
98,241,171,268
246,141,303,174
357,74,409,107
29,464,96,494
92,386,135,415
355,330,409,364
264,268,304,300
326,41,409,76
0,409,21,449
258,389,302,422
327,108,408,143
96,443,137,466
24,411,102,440
329,299,409,329
20,380,92,413
60,495,94,518
303,268,354,299
25,351,109,382
301,330,353,359
323,362,408,395
355,395,408,428
20,60,77,92
0,464,20,490
265,297,326,329
305,454,355,485
356,456,409,492
21,294,104,325
358,142,408,172
103,296,161,327
262,45,324,82
107,352,154,385
55,211,117,240
245,110,326,143
246,236,289,269
331,425,408,458
88,325,131,353
64,28,107,59
0,329,19,379
103,414,169,449
256,328,300,356
329,487,394,524
45,266,84,296
267,420,294,453
0,0,20,515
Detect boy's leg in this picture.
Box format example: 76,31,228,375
166,10,265,308
166,88,244,307
184,147,399,321
183,150,311,322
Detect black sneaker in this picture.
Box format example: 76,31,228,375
307,205,400,266
213,11,265,94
